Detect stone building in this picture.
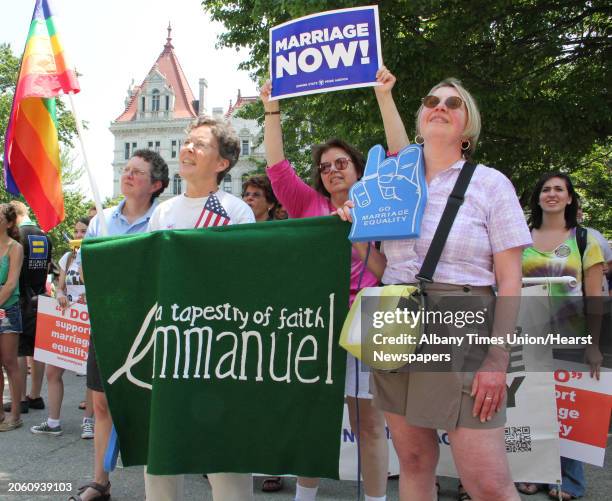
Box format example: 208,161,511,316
109,26,262,199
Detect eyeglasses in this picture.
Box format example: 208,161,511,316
122,166,150,178
318,157,352,175
243,191,263,199
422,95,464,110
183,138,216,151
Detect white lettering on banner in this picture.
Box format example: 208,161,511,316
275,23,370,53
50,330,90,348
109,295,337,390
276,41,370,78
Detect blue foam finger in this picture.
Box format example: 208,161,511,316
349,144,427,242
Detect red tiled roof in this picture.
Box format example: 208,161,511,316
115,30,197,122
225,92,258,119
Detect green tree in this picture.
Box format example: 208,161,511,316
203,0,611,229
1,42,83,259
46,150,89,260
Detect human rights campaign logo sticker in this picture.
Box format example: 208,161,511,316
28,235,49,261
348,144,427,243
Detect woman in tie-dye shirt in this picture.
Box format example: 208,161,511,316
519,172,603,500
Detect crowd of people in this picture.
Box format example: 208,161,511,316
0,66,610,501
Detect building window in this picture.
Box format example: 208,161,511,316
173,174,182,195
141,96,145,111
241,139,250,156
152,90,160,112
171,140,177,158
148,141,153,149
165,95,170,111
132,142,137,153
154,141,160,152
124,142,130,160
222,173,232,193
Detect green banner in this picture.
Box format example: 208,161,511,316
82,217,350,478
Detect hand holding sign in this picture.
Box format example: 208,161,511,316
348,144,427,242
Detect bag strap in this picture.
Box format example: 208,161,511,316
576,226,587,297
416,161,477,284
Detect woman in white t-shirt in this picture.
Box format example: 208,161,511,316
30,217,95,439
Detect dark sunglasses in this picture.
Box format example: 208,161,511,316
422,95,464,110
318,157,352,175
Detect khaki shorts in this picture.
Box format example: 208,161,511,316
370,283,506,431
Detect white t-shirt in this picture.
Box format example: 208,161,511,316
148,190,255,231
58,251,86,303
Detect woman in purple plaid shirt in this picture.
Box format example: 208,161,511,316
340,68,532,501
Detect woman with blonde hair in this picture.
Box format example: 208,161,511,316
340,68,531,500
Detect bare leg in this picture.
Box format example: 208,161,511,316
0,364,5,421
29,359,45,399
385,412,438,501
0,333,22,421
46,365,64,420
79,390,111,500
347,396,388,497
83,388,94,419
17,356,27,401
448,426,519,501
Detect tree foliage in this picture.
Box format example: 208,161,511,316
203,0,611,230
1,43,85,258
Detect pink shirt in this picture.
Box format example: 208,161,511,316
268,159,378,302
382,160,532,286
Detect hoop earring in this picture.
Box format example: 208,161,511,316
415,134,424,145
461,139,471,151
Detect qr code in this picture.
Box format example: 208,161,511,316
505,426,532,453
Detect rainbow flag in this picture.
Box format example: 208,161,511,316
3,0,79,232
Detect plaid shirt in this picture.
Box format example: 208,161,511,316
382,160,532,286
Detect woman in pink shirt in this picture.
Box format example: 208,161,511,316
261,81,389,501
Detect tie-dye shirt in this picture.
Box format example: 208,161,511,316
522,228,604,297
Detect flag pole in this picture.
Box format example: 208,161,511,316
67,91,108,237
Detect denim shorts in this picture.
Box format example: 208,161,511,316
0,303,23,334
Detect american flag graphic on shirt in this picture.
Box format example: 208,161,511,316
194,193,231,228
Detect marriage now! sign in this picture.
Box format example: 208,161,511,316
34,295,91,374
270,6,382,99
554,360,612,467
81,217,351,478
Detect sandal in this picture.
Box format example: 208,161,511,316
457,482,471,501
517,483,540,495
548,488,576,500
0,418,23,432
69,481,110,500
261,476,283,492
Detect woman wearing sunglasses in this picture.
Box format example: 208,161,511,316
339,69,532,500
260,80,389,501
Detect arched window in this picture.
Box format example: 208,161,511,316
152,89,160,112
222,173,232,193
173,173,182,195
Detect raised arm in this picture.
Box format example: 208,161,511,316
374,67,409,152
260,80,285,166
